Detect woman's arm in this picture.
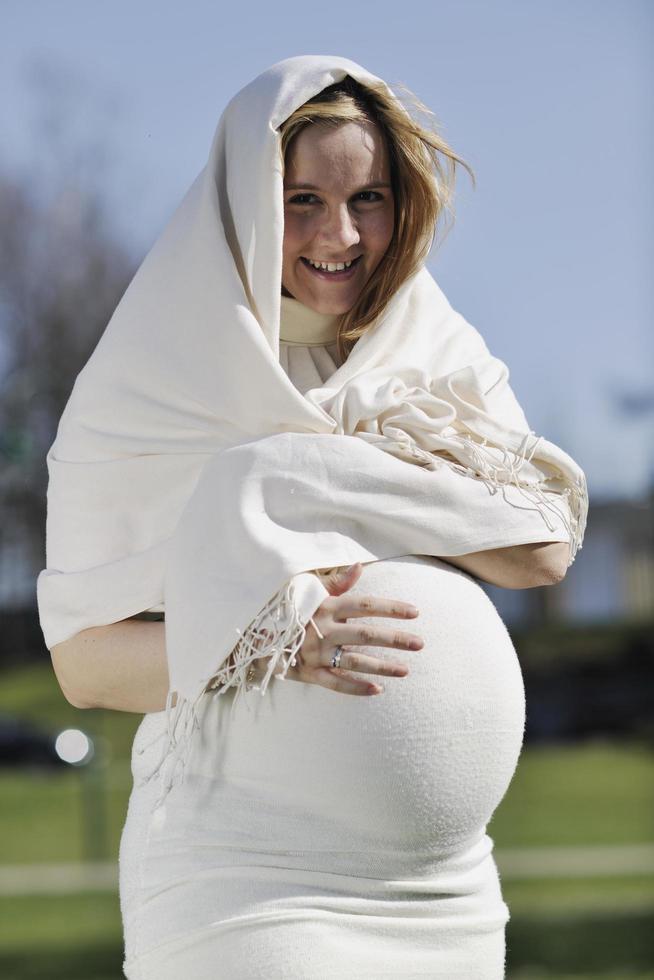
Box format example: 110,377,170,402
50,540,568,713
50,618,171,714
440,540,570,589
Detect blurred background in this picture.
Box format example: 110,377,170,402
1,1,652,977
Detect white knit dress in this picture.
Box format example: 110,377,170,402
118,298,525,979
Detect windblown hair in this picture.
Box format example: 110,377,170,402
278,75,475,363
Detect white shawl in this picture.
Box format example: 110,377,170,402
36,55,588,804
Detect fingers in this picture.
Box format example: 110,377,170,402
324,593,420,622
289,569,425,698
329,622,424,653
327,648,410,678
312,666,385,697
281,659,383,696
290,622,419,695
320,562,363,596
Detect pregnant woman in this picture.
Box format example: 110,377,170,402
38,56,588,978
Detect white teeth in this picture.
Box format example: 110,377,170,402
306,258,354,272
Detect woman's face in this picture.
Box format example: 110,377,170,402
282,119,395,315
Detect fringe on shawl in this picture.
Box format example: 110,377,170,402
402,429,588,567
135,575,312,813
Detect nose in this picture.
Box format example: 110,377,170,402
320,204,360,253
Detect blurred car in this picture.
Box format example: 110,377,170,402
0,712,72,769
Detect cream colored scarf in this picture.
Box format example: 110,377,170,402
36,55,587,805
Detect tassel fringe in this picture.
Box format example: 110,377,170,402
135,575,310,812
401,429,588,567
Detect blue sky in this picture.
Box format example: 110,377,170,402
3,0,652,500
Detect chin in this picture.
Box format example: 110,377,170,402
310,296,354,315
287,283,360,316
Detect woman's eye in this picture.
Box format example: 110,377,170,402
286,191,384,205
288,193,318,205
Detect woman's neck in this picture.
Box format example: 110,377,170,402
280,295,340,346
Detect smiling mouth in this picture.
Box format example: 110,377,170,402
300,255,363,278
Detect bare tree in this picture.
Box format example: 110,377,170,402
0,57,137,598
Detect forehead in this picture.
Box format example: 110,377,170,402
284,120,390,188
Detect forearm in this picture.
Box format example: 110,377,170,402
50,619,175,714
439,540,570,589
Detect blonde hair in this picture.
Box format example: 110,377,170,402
278,74,475,363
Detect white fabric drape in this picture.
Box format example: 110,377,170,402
36,54,588,808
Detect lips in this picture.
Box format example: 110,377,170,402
300,254,363,280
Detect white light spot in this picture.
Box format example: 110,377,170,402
55,728,94,765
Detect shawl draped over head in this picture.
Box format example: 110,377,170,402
36,54,588,806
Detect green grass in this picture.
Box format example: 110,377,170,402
489,738,654,848
0,892,123,952
0,891,123,979
503,875,654,913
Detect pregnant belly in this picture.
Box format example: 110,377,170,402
139,556,525,872
163,556,526,858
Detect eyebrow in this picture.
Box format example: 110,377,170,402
284,181,391,191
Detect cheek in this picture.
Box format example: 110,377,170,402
363,209,395,255
282,212,315,261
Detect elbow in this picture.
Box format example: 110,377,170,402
529,541,570,588
50,639,94,710
62,687,94,710
532,565,567,588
